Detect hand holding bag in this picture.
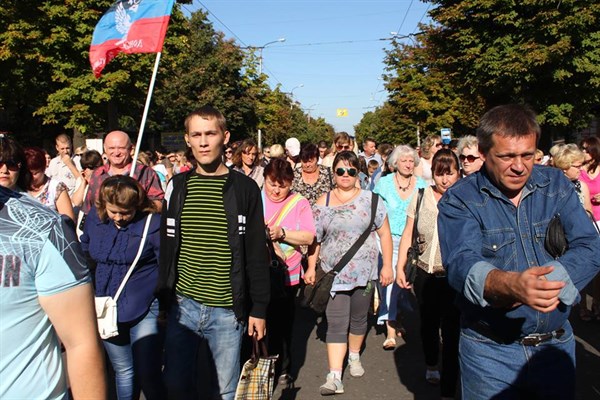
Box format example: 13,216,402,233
404,188,424,285
95,214,152,339
235,335,278,400
302,192,379,314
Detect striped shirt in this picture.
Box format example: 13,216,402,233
176,174,233,307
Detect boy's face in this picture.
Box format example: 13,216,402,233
367,164,377,175
185,116,230,169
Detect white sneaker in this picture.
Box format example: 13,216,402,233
348,357,365,377
320,372,344,395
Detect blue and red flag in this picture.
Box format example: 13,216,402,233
90,0,175,78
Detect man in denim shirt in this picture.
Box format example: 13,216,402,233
438,104,600,399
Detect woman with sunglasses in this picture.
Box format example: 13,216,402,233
396,149,461,398
232,138,264,189
415,135,442,185
373,145,427,350
0,134,26,191
456,135,483,177
305,151,393,395
322,132,352,168
80,175,164,400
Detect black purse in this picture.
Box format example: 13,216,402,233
265,227,288,299
302,192,379,314
404,188,425,284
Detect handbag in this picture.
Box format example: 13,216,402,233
235,335,278,400
302,192,379,314
404,188,425,285
95,213,152,339
545,211,600,259
265,226,288,299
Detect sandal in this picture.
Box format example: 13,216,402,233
382,337,397,350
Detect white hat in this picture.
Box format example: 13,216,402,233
285,137,301,157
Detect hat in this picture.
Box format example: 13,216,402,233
285,137,301,157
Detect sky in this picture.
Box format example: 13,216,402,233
183,0,431,136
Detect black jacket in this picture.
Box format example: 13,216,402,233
156,169,270,320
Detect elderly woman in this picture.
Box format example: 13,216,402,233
291,143,334,206
456,135,483,177
396,149,461,398
553,144,595,322
305,151,393,396
262,158,316,385
233,138,264,189
415,135,442,185
321,132,352,168
373,145,427,350
19,147,75,221
81,175,164,400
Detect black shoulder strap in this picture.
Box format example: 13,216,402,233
411,188,425,248
331,192,379,274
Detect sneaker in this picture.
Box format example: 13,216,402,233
425,369,440,385
348,357,365,377
320,372,344,395
278,373,293,386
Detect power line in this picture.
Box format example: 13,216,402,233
396,0,415,35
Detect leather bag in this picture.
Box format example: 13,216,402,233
404,188,425,285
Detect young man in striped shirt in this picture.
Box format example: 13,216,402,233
158,106,270,399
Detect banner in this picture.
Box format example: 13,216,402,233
90,0,175,77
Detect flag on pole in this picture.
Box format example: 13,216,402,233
336,108,348,117
90,0,175,78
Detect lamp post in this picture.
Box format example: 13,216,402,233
257,38,286,75
289,84,304,110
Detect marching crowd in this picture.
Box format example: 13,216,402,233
1,104,600,400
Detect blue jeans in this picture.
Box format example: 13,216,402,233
103,298,164,400
163,294,245,400
459,322,575,400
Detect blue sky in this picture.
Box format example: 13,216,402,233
183,0,431,136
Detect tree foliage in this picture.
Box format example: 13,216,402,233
366,0,600,145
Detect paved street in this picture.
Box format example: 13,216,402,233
272,294,600,400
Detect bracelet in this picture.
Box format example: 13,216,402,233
280,228,286,241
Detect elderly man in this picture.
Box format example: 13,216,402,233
359,137,382,167
456,135,484,177
45,133,82,196
438,104,600,399
82,130,164,216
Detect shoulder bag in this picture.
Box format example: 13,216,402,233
95,213,152,339
302,192,379,314
404,188,425,285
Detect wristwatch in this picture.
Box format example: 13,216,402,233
280,228,286,241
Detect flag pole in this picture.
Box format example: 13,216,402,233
130,51,162,178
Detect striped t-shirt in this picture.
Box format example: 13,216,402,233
176,174,233,307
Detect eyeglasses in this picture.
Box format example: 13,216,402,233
335,167,358,177
435,143,443,148
225,150,232,154
336,144,351,151
75,153,84,156
0,160,21,171
459,154,480,163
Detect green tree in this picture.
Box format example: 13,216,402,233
425,0,600,139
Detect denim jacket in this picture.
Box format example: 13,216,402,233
438,165,600,339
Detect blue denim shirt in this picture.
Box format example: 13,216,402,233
438,165,600,339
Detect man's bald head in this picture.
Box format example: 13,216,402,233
104,130,133,169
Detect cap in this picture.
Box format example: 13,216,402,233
285,137,301,157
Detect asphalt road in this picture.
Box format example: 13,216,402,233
272,294,600,400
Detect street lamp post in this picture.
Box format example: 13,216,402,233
289,84,304,110
257,38,286,75
247,38,285,151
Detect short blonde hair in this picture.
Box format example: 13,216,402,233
269,144,285,158
553,144,584,170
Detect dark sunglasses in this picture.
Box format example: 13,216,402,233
81,164,94,170
0,160,21,171
225,149,233,154
336,144,351,150
459,154,480,163
335,167,358,177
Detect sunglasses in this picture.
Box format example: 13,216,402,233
0,160,21,171
225,150,232,154
335,167,358,177
459,154,480,163
81,164,95,170
336,144,351,150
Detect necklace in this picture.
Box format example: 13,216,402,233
333,187,358,204
395,174,412,192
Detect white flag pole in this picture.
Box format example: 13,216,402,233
130,51,162,178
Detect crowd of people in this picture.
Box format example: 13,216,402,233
1,103,600,400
